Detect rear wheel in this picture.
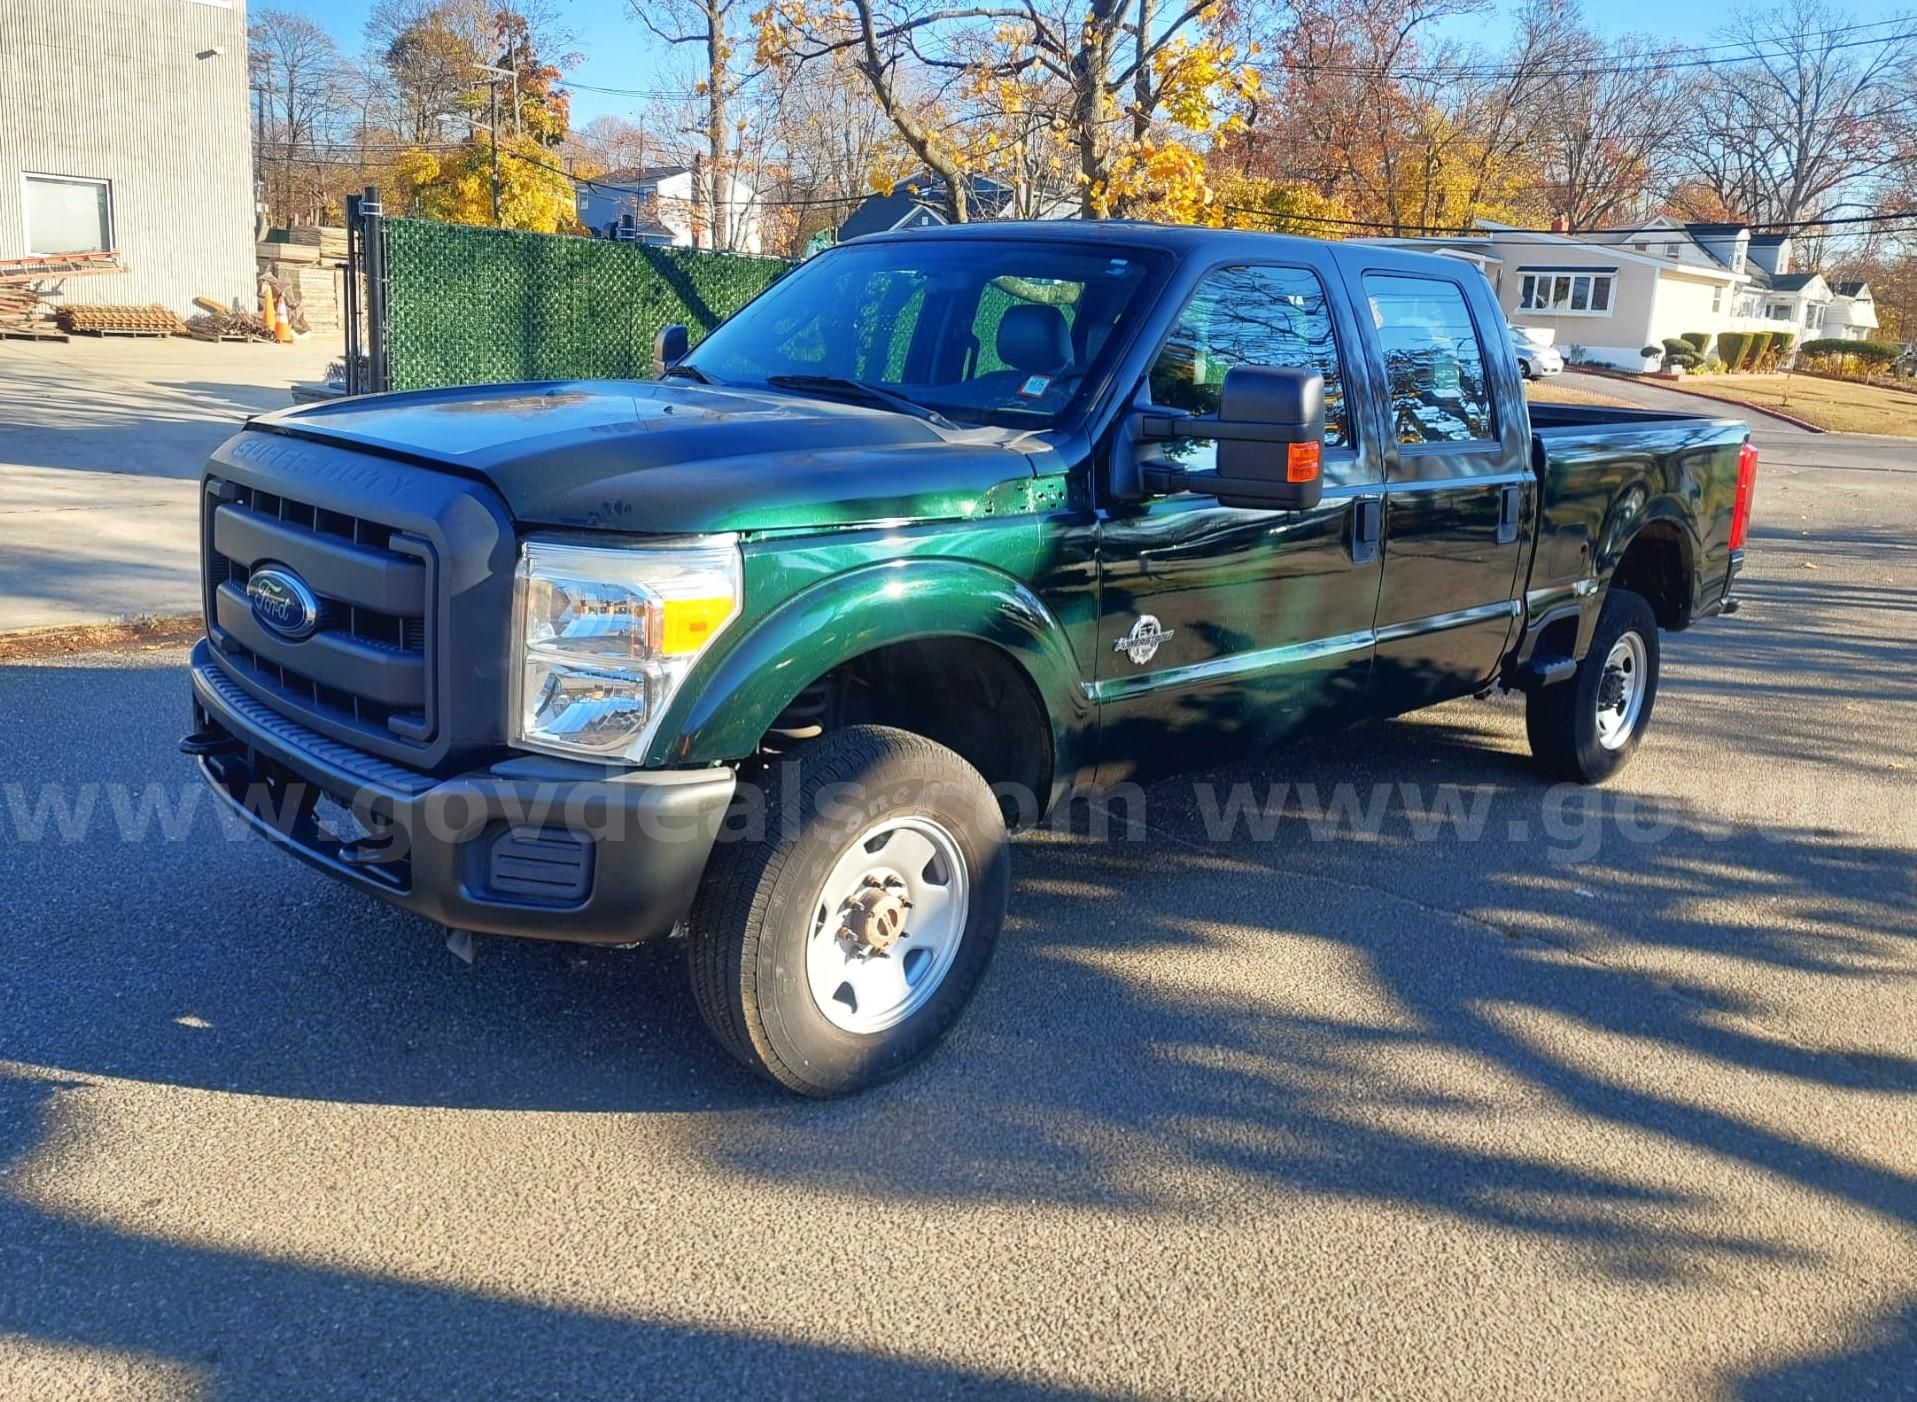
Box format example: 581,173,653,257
1526,587,1660,784
687,725,1009,1096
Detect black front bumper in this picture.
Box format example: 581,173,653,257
188,640,735,944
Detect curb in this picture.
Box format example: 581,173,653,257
1564,368,1825,433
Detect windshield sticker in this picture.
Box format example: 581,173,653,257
1017,375,1051,398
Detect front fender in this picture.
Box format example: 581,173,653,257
646,557,1093,782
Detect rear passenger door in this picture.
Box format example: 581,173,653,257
1347,267,1529,709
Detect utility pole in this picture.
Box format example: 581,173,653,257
475,62,515,228
488,78,502,225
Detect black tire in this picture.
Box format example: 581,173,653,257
1526,587,1661,784
1519,359,1535,380
686,725,1010,1096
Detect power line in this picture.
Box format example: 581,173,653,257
1273,16,1917,84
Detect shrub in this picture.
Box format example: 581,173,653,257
1801,337,1902,377
1717,331,1751,371
1744,330,1775,370
1680,331,1712,357
1659,337,1698,370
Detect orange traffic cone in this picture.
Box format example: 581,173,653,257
260,283,294,344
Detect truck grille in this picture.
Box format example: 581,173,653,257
205,477,436,746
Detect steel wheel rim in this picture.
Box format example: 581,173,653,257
805,815,970,1035
1595,631,1648,751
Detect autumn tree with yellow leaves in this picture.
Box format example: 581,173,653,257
757,0,1258,223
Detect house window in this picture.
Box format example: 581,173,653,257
23,174,113,255
1767,302,1794,322
1517,271,1614,315
1712,285,1724,313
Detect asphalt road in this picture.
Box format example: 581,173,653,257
1,427,1913,1400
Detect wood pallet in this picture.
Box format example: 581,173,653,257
0,325,68,341
56,303,187,336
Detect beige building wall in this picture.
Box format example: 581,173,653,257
0,0,255,315
1494,255,1660,368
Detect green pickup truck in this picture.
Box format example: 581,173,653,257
185,223,1756,1094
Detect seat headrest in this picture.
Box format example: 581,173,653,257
996,304,1072,375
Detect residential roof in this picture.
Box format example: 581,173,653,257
1748,233,1790,247
1832,280,1869,297
1767,272,1820,292
596,165,689,186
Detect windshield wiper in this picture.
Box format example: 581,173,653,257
765,374,955,429
660,363,716,384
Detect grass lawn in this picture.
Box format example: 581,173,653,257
1652,373,1917,436
1523,377,1637,408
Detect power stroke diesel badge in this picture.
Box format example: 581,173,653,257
1115,614,1174,666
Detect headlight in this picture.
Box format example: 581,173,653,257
513,536,742,761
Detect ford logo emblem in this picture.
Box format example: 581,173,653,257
246,565,321,641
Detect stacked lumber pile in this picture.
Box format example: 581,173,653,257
288,225,349,261
258,227,346,331
56,304,187,336
0,251,124,338
0,285,60,338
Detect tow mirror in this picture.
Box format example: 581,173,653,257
653,323,690,375
1212,366,1325,511
1124,365,1326,512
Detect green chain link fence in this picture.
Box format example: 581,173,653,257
378,218,792,391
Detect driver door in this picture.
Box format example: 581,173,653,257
1094,259,1386,782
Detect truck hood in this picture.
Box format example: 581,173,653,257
250,380,1039,534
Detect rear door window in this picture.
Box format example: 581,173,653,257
1362,274,1494,444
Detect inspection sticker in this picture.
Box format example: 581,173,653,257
1017,375,1051,398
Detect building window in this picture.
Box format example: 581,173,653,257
1712,285,1724,313
1767,302,1795,322
1517,271,1614,315
23,174,113,255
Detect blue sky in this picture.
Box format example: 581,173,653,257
276,0,1915,128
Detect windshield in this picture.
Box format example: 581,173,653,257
681,240,1160,429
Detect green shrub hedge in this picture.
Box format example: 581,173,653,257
1717,331,1752,371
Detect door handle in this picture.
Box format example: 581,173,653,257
1497,483,1522,544
1350,497,1382,564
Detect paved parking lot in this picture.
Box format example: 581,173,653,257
0,336,336,631
1,418,1913,1398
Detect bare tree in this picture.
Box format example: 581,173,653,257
627,0,764,249
250,9,348,223
1685,0,1917,226
1543,31,1686,228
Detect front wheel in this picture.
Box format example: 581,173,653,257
1526,587,1661,784
686,726,1009,1096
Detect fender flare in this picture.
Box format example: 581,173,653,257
646,558,1094,783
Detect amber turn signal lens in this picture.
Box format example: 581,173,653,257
1286,440,1322,483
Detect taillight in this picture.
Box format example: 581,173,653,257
1730,440,1758,551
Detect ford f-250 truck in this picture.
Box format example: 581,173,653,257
184,224,1756,1095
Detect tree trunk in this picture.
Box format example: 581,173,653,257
706,3,730,251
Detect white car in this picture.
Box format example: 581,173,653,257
1510,325,1563,379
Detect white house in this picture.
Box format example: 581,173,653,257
576,165,765,254
1826,281,1881,341
1382,217,1865,368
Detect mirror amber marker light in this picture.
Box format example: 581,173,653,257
1287,440,1322,484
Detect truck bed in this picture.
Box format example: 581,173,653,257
1518,402,1751,667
